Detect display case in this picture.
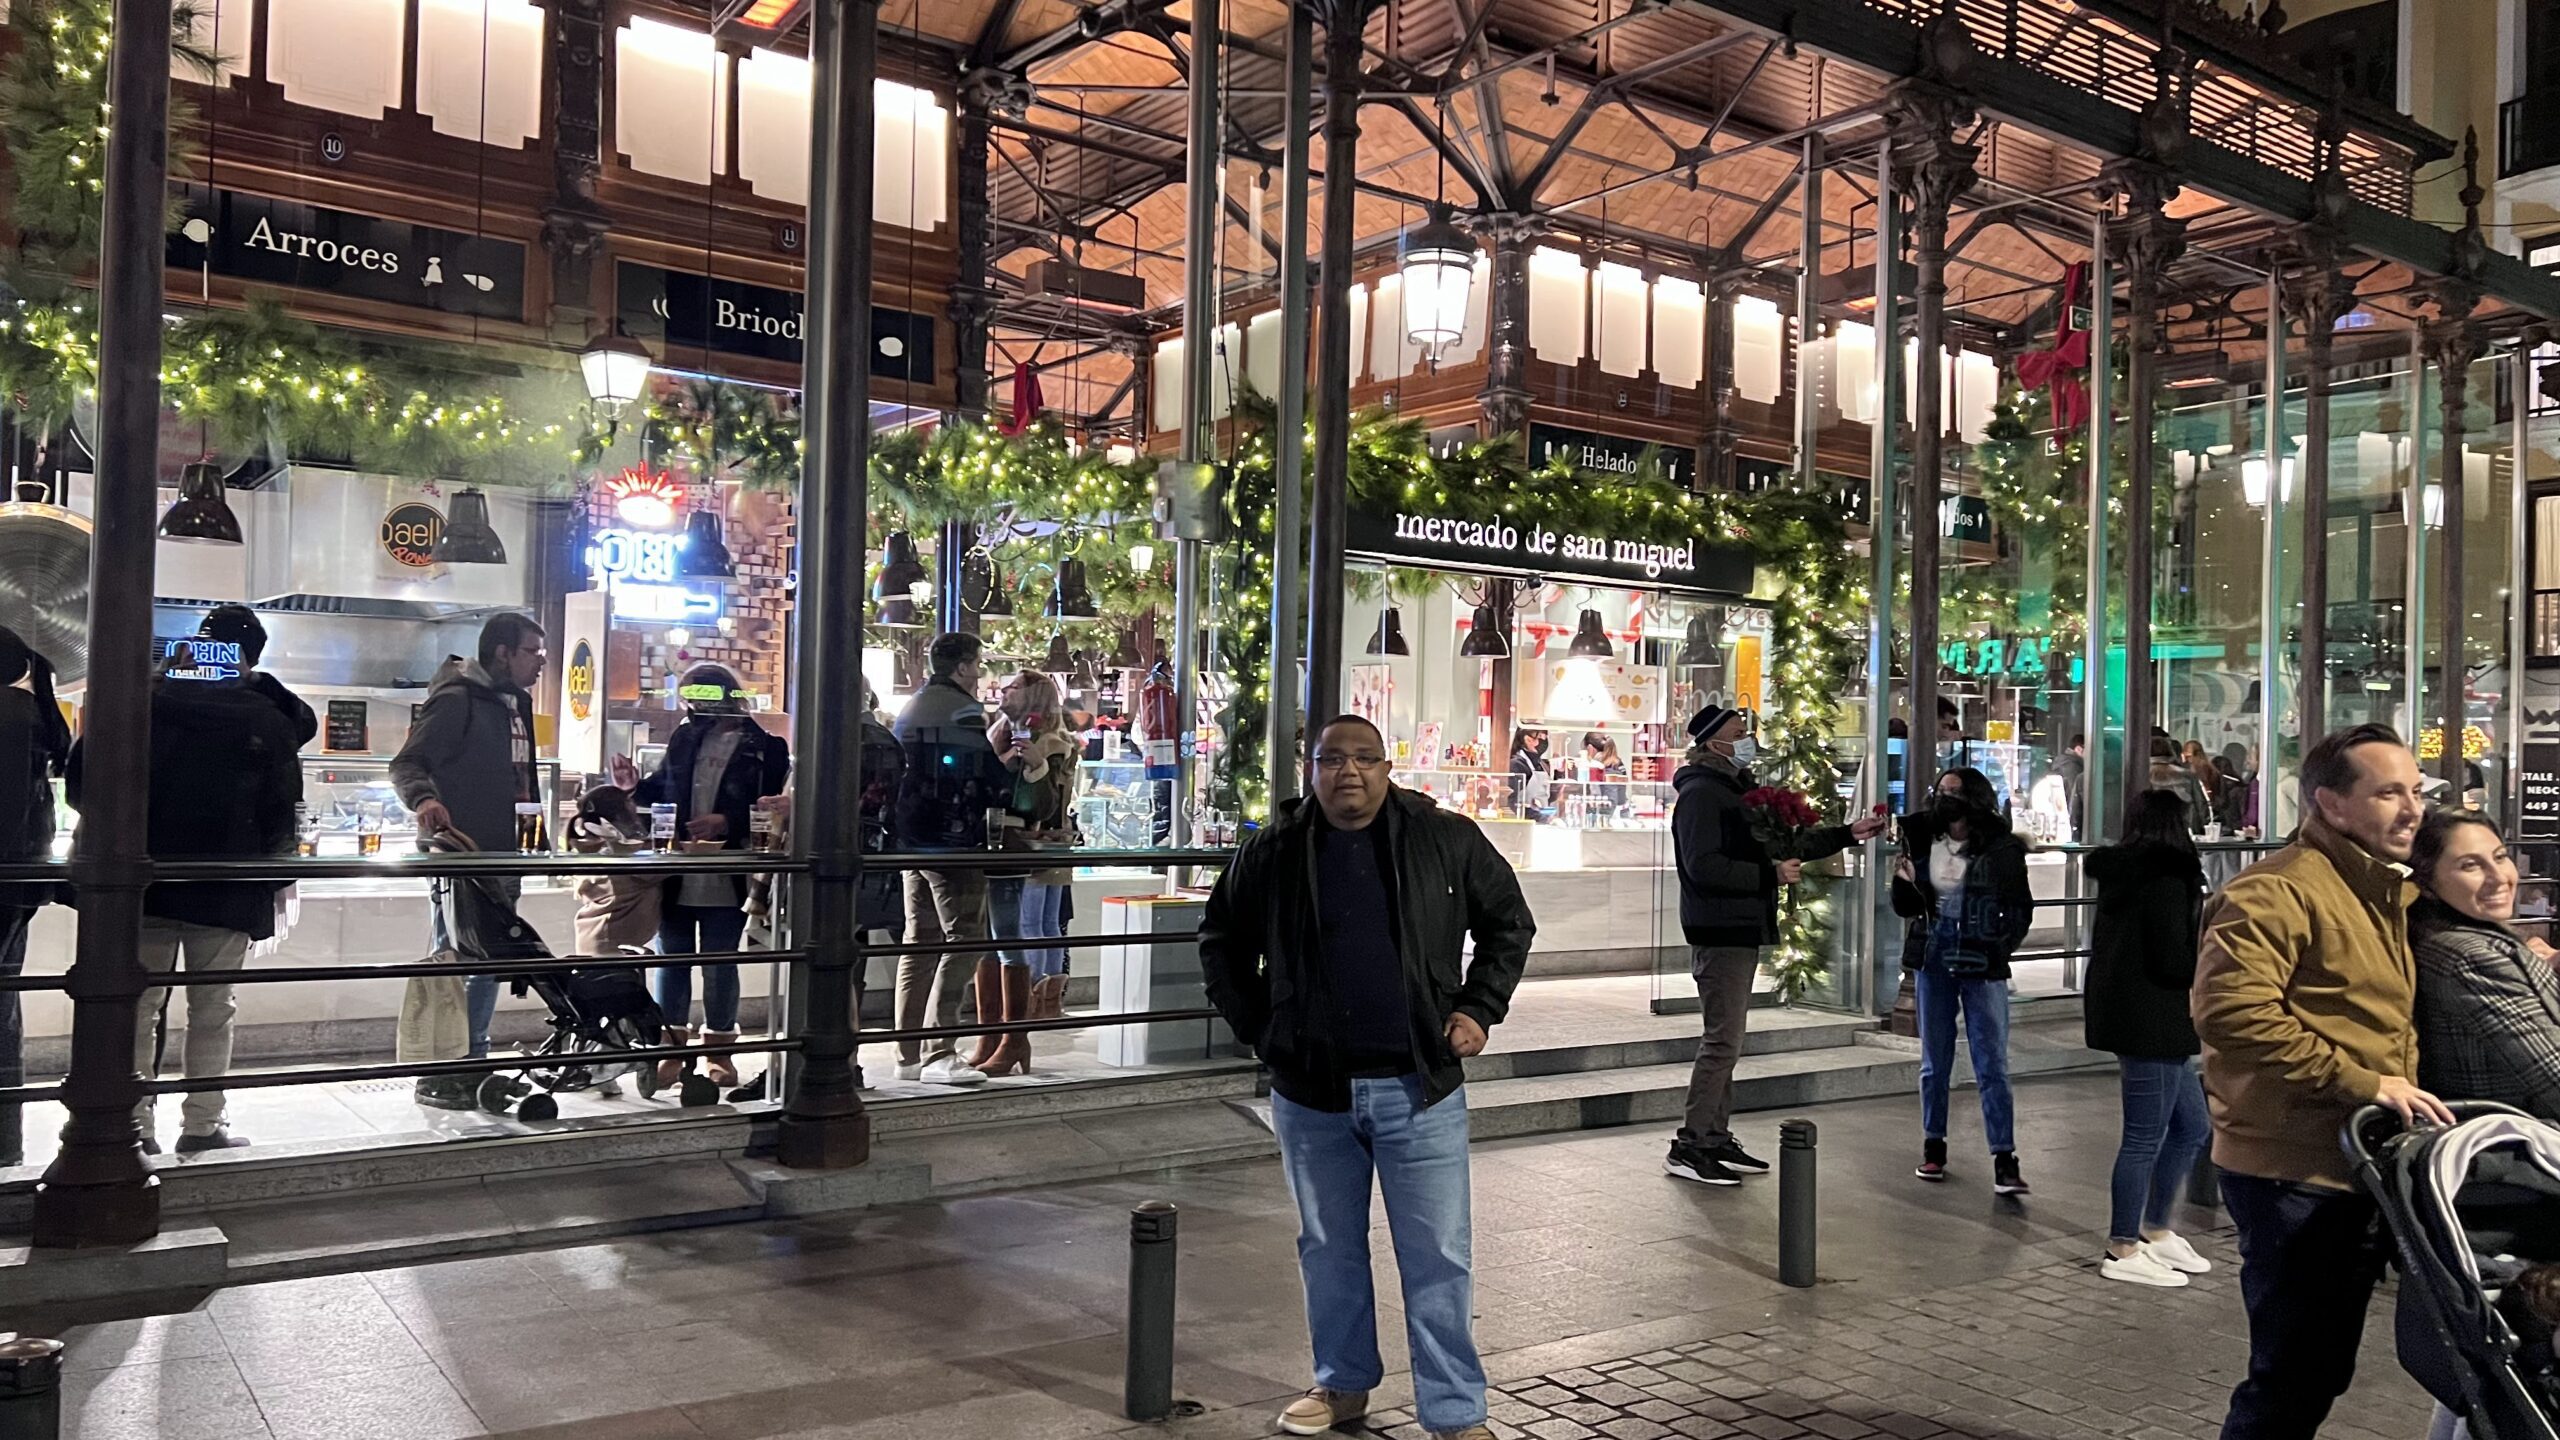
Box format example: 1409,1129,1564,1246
299,756,568,859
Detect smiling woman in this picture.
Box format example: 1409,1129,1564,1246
2409,811,2560,1123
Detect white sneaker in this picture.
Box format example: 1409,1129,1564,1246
920,1056,988,1087
2141,1231,2214,1275
2100,1249,2190,1288
893,1060,925,1081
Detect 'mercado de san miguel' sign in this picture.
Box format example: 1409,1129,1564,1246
1346,506,1757,595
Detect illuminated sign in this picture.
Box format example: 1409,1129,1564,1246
163,638,242,682
591,527,685,584
602,467,685,530
2417,724,2494,762
565,640,596,722
381,501,445,568
590,527,722,623
606,579,721,623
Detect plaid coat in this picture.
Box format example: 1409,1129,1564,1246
2410,896,2560,1122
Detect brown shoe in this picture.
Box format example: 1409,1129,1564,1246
976,965,1034,1077
700,1030,741,1088
1278,1387,1368,1435
963,957,1003,1069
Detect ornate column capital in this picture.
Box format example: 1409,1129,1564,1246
1884,81,1980,228
1468,211,1545,250
959,67,1033,121
2276,252,2357,361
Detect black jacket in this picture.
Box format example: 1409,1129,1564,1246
1889,811,2034,980
246,671,318,749
390,659,536,854
1199,787,1536,1110
69,678,300,938
2082,841,2205,1058
1670,760,1855,947
634,714,791,907
0,690,62,911
892,677,1010,850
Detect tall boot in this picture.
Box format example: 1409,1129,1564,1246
978,965,1033,1077
963,956,1004,1069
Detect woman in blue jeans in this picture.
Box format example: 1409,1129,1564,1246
1892,767,2035,1194
2082,788,2215,1288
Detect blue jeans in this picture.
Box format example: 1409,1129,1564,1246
1915,966,2015,1153
655,904,748,1031
989,878,1071,979
2218,1171,2390,1440
1271,1076,1485,1434
2109,1056,2209,1242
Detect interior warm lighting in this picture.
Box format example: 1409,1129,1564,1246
735,0,806,26
581,325,656,412
1399,211,1479,350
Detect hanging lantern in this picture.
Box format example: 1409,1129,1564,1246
157,462,242,545
1398,209,1480,350
1567,608,1614,659
1459,603,1509,657
1047,556,1099,620
1109,627,1142,670
678,507,733,577
1366,607,1411,656
967,550,1015,617
579,323,656,414
1042,632,1074,673
873,530,929,628
1680,610,1722,668
434,488,508,565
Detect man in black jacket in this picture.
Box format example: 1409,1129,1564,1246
890,632,1014,1087
70,670,301,1154
1200,715,1534,1440
1665,706,1881,1187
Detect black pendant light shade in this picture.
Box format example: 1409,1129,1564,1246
1680,610,1720,668
434,487,508,565
1042,632,1074,674
158,461,243,545
1108,627,1142,670
965,549,1013,616
1459,603,1509,657
678,507,733,577
1366,607,1411,656
1567,608,1614,659
874,530,928,627
1046,556,1099,620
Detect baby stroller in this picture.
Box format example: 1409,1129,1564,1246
432,856,719,1119
2348,1102,2560,1440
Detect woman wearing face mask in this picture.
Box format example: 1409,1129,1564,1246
613,664,791,1090
2408,811,2560,1121
1664,705,1883,1186
1892,767,2036,1193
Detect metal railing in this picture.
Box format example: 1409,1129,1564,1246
1,845,1237,1160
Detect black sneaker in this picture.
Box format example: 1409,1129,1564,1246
1705,1139,1771,1175
1993,1152,2030,1196
413,1076,480,1111
1916,1137,1948,1182
174,1128,249,1155
1664,1141,1743,1187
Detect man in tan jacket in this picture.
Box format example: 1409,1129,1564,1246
2194,722,2454,1440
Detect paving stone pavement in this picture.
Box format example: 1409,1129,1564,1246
1361,1233,2435,1440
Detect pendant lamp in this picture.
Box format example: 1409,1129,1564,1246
434,487,508,565
1046,556,1099,620
1042,632,1074,674
873,530,928,628
964,549,1014,616
1398,209,1480,350
158,462,243,545
579,323,655,414
1109,627,1142,670
1679,611,1721,668
1567,608,1614,659
678,507,733,577
1366,607,1411,656
1459,603,1509,657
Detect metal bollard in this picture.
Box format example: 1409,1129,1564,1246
0,1334,63,1440
1778,1119,1817,1289
1125,1201,1178,1422
2187,1149,2222,1210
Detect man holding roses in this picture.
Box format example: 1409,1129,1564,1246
1665,705,1885,1186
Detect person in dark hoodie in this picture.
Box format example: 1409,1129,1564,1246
1892,766,2036,1193
69,647,301,1154
391,612,545,1108
1664,704,1881,1187
0,626,67,1167
1200,714,1534,1440
889,632,1013,1087
2083,788,2215,1289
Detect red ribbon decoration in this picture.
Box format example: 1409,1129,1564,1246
996,361,1045,436
2015,261,2091,432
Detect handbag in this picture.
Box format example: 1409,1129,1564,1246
397,957,471,1062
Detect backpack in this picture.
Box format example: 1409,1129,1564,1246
148,678,299,860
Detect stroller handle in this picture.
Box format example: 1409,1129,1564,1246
2343,1099,2533,1169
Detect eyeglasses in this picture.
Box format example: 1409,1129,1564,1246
1313,753,1389,773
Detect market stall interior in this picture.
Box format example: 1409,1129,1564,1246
3,0,2560,1221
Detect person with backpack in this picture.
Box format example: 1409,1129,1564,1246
0,626,67,1167
611,663,790,1090
192,604,316,747
68,658,301,1154
390,613,546,1108
1892,766,2036,1193
890,633,1013,1087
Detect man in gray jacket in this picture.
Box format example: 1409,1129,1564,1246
391,612,546,1107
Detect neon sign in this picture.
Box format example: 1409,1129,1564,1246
601,467,685,530
163,638,242,682
589,524,720,623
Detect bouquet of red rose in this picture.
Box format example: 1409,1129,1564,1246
1741,785,1825,867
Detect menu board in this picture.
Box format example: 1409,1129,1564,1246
325,699,370,753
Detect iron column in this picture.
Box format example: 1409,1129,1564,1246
2106,160,2186,822
1303,0,1368,727
1267,1,1314,803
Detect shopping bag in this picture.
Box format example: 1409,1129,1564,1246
398,954,470,1061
